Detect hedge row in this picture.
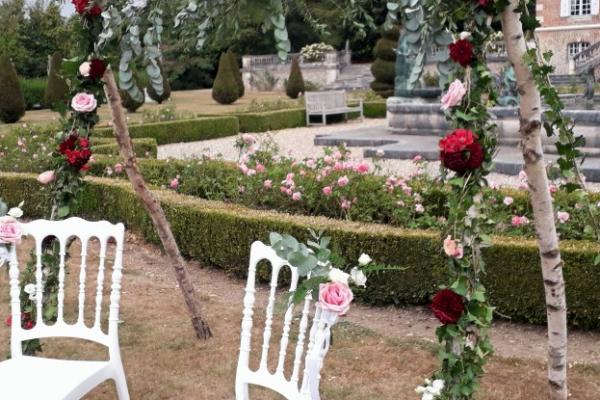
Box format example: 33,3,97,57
95,116,240,145
3,172,600,330
363,101,386,118
92,138,158,158
237,108,306,133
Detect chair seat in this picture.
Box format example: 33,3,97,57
0,356,112,400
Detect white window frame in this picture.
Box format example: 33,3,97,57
561,0,572,17
570,0,593,16
567,41,591,60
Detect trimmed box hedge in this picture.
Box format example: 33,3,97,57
2,172,600,330
236,108,306,133
92,138,158,158
94,116,239,145
363,101,386,118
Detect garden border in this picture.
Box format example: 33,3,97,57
2,172,600,330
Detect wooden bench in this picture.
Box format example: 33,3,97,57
304,90,363,126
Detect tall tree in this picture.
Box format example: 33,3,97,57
501,1,568,399
0,0,26,71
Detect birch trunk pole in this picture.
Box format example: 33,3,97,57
501,2,567,398
102,68,212,340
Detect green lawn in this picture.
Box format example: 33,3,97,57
0,89,288,132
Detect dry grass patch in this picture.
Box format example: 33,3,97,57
0,234,599,399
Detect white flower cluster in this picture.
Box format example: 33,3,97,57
300,42,335,62
327,253,371,287
415,379,444,400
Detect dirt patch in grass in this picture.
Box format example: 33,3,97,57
1,234,599,399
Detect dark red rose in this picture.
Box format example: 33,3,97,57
89,5,102,16
72,0,89,14
441,141,484,173
79,138,90,148
64,148,92,170
431,289,464,325
449,39,474,67
59,133,78,154
478,0,492,6
88,59,106,80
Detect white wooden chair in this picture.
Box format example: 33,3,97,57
236,241,339,400
0,217,130,400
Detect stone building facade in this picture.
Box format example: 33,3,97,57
536,0,600,74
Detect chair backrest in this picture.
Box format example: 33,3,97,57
7,217,125,358
236,241,336,400
304,90,348,112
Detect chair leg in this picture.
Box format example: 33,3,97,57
322,113,327,125
113,368,130,400
235,382,250,400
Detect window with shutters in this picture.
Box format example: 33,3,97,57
571,0,592,15
567,42,591,59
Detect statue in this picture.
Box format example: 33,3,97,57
584,67,595,101
496,66,519,106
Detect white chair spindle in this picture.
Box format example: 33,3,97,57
8,245,22,357
94,239,108,329
275,295,295,376
291,295,312,385
259,263,280,370
77,238,89,324
56,238,67,324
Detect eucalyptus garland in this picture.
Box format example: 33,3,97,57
415,0,508,398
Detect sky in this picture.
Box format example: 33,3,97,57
21,0,75,17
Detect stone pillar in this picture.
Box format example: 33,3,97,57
325,52,339,85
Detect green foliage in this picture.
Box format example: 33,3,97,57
212,52,240,105
227,49,245,98
370,26,398,98
0,55,26,123
95,116,239,145
146,62,172,104
238,108,306,132
21,78,46,110
363,101,386,118
92,137,158,159
4,172,600,330
286,57,305,99
43,52,69,111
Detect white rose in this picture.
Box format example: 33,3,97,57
131,0,147,8
422,393,434,400
328,268,350,285
459,31,472,40
350,267,367,287
430,379,444,395
79,61,91,77
7,207,23,218
24,283,36,295
358,253,372,266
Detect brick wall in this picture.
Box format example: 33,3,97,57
536,0,600,74
537,0,600,26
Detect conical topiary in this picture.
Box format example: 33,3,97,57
286,57,305,99
147,62,171,104
370,26,400,98
227,49,245,98
0,55,26,123
212,52,240,105
44,52,69,110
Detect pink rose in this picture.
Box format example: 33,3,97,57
263,179,272,189
324,155,333,164
511,215,530,226
441,79,466,110
443,235,464,259
37,170,55,185
376,149,385,157
0,216,22,244
353,161,370,174
557,211,570,224
246,169,256,176
503,196,514,206
114,163,123,174
241,133,256,145
341,199,351,210
334,161,344,171
549,184,558,194
256,163,265,173
292,192,302,201
323,186,333,196
337,176,349,187
79,61,91,77
319,282,353,315
170,178,179,189
71,92,97,113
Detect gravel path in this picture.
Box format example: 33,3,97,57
159,119,600,190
